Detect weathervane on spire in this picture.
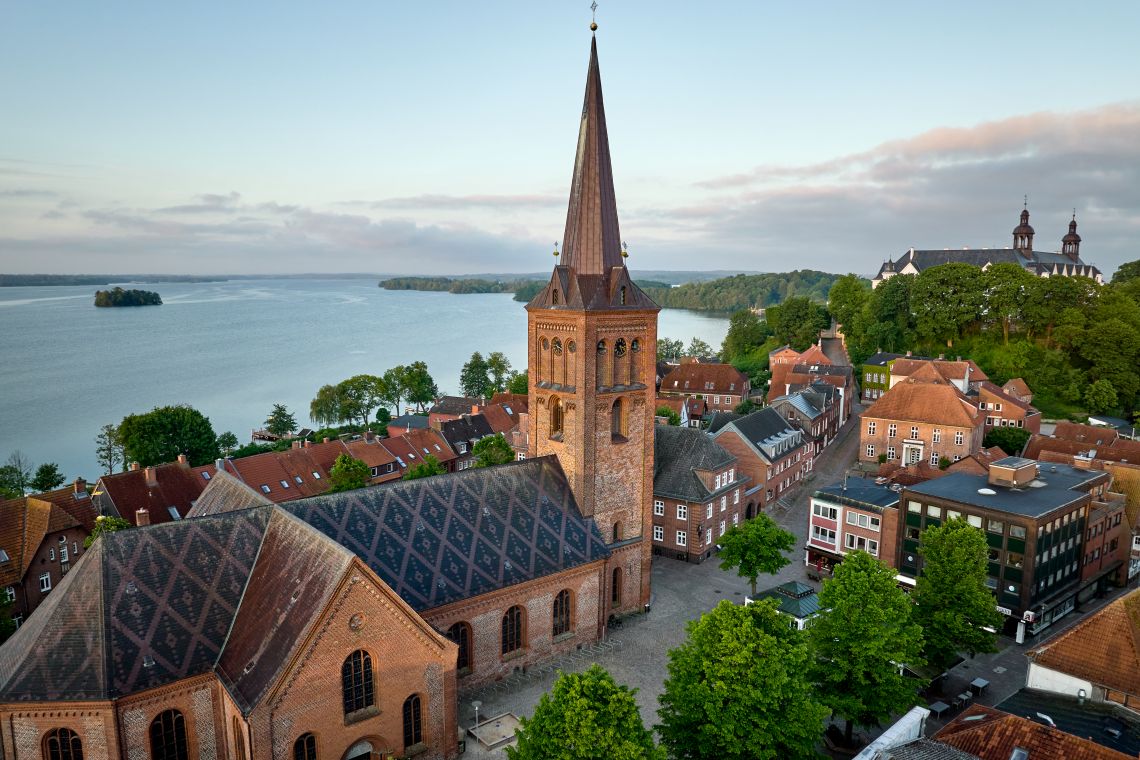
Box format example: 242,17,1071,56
1024,194,1028,208
590,1,598,31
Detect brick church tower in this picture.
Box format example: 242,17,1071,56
526,30,659,613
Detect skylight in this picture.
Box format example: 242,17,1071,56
0,549,9,563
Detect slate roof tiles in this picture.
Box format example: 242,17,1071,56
864,369,982,429
935,704,1132,760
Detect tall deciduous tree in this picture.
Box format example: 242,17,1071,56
808,551,925,746
118,405,220,467
216,431,240,455
471,433,514,468
655,406,681,426
30,463,66,493
403,454,446,480
83,515,133,548
656,599,828,760
328,453,370,493
264,403,299,437
721,310,771,363
1085,379,1119,413
508,664,664,760
827,274,870,331
913,518,1003,670
460,352,492,398
718,513,794,596
1113,259,1140,285
687,337,715,359
403,361,439,412
983,263,1035,344
982,427,1030,455
507,370,529,396
381,365,408,414
0,451,34,496
765,296,830,351
487,351,513,393
340,375,389,428
657,338,684,361
310,383,345,427
911,263,984,347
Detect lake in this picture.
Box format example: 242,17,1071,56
0,278,728,479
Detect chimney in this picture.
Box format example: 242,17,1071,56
214,458,225,473
905,351,912,357
303,440,312,448
937,353,945,360
323,437,330,443
177,453,189,467
73,477,87,495
471,404,480,415
144,466,158,487
364,430,375,442
135,508,151,527
129,461,140,471
292,440,302,449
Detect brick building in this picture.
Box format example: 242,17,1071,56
860,363,984,467
92,457,207,526
769,383,841,454
0,29,655,760
652,425,744,562
710,408,813,514
658,362,750,416
804,480,900,573
900,457,1125,639
973,380,1041,434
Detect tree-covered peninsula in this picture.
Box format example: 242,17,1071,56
94,287,162,307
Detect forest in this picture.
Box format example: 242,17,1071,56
641,270,848,312
93,287,163,307
827,261,1140,419
380,276,539,294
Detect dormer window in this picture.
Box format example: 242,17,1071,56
552,288,560,305
619,286,627,305
260,485,271,494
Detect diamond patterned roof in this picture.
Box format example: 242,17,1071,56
283,455,610,611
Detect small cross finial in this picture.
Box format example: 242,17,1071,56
1024,194,1028,208
1073,208,1076,220
590,2,598,31
553,241,560,257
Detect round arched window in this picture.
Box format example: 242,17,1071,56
541,338,549,350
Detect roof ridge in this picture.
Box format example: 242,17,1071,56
214,505,277,675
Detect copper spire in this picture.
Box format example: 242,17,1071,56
560,34,623,276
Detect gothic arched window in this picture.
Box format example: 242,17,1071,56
549,396,563,439
402,694,424,749
149,710,188,760
552,589,572,637
43,729,83,760
293,734,317,760
341,650,375,715
611,567,622,606
502,605,524,654
619,286,627,305
447,621,472,672
611,398,627,441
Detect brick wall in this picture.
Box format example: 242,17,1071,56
860,417,981,466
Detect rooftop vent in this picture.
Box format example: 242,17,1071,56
142,655,155,669
978,488,997,496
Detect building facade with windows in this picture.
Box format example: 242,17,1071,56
0,496,90,628
658,362,751,416
899,457,1125,639
710,408,814,515
652,425,745,563
860,363,984,467
805,481,900,573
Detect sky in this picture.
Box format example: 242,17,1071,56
1,2,1138,278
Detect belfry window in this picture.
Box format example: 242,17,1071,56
549,396,564,439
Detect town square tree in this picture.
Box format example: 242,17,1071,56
717,513,795,596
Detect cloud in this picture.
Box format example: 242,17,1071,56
155,191,243,215
341,193,563,210
0,189,58,198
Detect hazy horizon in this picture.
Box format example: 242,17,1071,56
2,2,1138,278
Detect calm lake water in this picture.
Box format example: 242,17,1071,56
0,277,727,479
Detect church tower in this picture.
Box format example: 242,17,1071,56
526,29,659,612
1062,212,1081,261
1012,202,1035,255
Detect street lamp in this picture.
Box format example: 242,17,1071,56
471,700,482,730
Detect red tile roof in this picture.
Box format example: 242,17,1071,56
480,404,516,435
892,358,988,385
1023,435,1140,464
94,462,206,525
935,704,1131,759
23,480,98,531
863,370,982,429
404,428,458,466
1027,588,1140,699
976,381,1036,414
1002,377,1032,399
1055,421,1120,446
0,498,81,586
662,363,749,395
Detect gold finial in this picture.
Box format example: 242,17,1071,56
621,240,629,258
590,1,598,31
553,241,560,257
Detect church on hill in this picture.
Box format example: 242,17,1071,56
872,204,1103,288
0,28,655,760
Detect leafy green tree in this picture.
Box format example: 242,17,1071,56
0,451,34,496
913,518,1003,670
656,599,828,760
0,599,17,645
827,274,870,331
721,310,771,363
939,456,951,470
687,337,715,358
911,263,984,347
403,454,446,480
734,398,757,415
808,551,925,746
95,423,125,475
1078,316,1140,409
487,351,513,393
84,515,133,548
216,431,240,455
765,296,830,351
507,370,529,395
118,405,220,467
329,453,370,492
1085,379,1119,414
310,383,344,427
656,406,681,426
1113,259,1140,285
340,375,389,428
264,403,298,437
472,433,515,468
508,664,664,760
657,338,684,361
229,441,273,460
848,274,915,359
983,263,1035,344
30,462,66,492
460,351,492,398
403,361,440,412
718,513,794,596
1022,276,1092,346
982,427,1031,455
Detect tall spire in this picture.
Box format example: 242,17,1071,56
560,34,623,276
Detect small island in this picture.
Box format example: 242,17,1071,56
94,287,163,307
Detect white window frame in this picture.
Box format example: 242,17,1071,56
676,530,687,547
653,525,664,542
812,503,838,520
932,428,941,443
811,525,836,546
653,499,664,516
888,424,897,438
954,431,964,446
719,520,726,537
39,573,51,593
866,444,875,457
867,421,876,435
677,504,688,520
